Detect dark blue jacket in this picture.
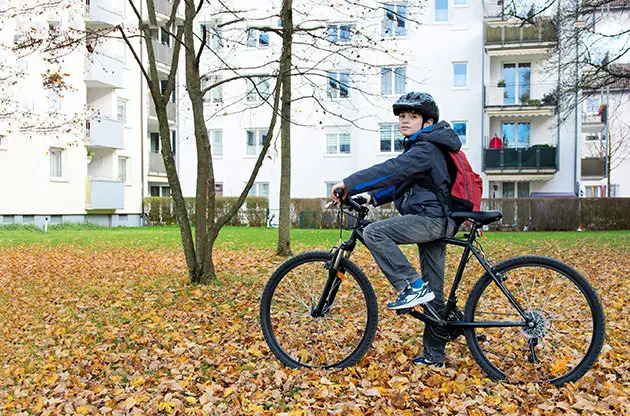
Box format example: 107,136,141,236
343,121,461,217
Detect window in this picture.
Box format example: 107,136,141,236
247,28,269,47
117,98,127,123
200,22,223,49
326,131,351,154
215,183,224,196
162,187,171,197
327,71,350,99
0,134,5,148
160,26,171,47
246,129,267,155
248,182,269,197
382,3,407,37
118,156,128,182
585,133,600,142
435,0,448,21
501,182,530,198
49,148,62,178
381,67,406,95
453,0,468,5
246,77,271,102
453,62,467,87
150,132,160,153
585,96,600,114
46,89,60,111
379,123,404,152
150,186,160,196
160,80,176,103
502,122,530,148
48,21,60,38
503,63,531,104
452,121,467,147
327,23,354,43
171,130,176,154
210,130,223,156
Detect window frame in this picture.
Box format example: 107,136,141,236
248,182,270,198
452,61,468,88
246,128,268,156
118,156,128,183
501,121,531,148
435,0,449,22
246,28,270,48
201,75,224,103
379,123,404,153
150,132,160,153
326,71,350,99
382,3,408,38
327,23,355,43
325,130,352,155
117,98,127,123
49,147,63,179
451,121,468,148
210,129,223,157
381,66,407,96
453,0,468,6
246,76,271,102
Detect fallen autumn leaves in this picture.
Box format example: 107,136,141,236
0,241,628,415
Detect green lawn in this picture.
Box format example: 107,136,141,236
1,223,629,250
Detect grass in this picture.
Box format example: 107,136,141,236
0,223,629,250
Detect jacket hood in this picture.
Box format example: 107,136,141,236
404,121,462,152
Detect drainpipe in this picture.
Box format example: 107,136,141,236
573,0,580,197
481,2,486,197
556,0,561,178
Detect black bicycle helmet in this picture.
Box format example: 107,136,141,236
392,92,440,124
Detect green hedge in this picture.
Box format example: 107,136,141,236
145,197,630,230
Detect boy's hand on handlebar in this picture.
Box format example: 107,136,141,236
352,194,371,206
331,183,347,204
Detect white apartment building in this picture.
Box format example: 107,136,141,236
0,0,184,226
180,0,486,218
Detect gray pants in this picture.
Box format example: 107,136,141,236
363,214,450,362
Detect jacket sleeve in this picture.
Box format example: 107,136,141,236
369,187,395,207
343,143,433,196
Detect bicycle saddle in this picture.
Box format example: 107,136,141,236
451,211,502,225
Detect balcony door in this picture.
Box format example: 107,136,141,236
502,122,530,148
503,63,531,104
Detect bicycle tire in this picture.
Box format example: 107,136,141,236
260,251,378,369
464,255,605,386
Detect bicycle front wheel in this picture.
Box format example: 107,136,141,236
260,251,378,369
464,256,605,386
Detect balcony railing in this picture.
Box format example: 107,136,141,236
581,157,606,179
86,178,124,210
85,0,124,26
485,22,557,46
582,112,606,133
149,100,176,122
149,152,166,174
484,146,557,170
86,117,124,149
151,40,174,66
85,52,124,88
154,0,183,18
485,83,557,107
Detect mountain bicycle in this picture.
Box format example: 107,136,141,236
259,193,606,386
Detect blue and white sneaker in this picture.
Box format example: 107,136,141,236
412,355,445,368
387,282,435,310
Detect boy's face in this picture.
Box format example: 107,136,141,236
398,112,424,136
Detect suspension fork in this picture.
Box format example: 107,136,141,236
311,248,346,317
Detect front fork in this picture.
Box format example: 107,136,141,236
311,248,346,317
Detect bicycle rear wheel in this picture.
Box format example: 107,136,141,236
260,251,378,368
464,256,605,386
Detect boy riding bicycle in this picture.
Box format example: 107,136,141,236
331,92,460,368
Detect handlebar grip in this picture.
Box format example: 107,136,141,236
334,188,345,198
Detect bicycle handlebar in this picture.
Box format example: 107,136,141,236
333,188,368,215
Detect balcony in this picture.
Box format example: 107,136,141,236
484,146,557,172
485,20,557,54
86,178,124,210
581,157,606,179
151,40,174,66
149,100,176,122
86,118,124,149
85,52,124,88
149,152,166,174
582,112,605,134
85,0,124,26
485,83,556,117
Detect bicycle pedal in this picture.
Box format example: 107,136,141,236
396,308,412,315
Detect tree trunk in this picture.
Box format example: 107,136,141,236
277,0,293,257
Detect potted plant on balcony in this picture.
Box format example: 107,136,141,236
87,150,95,164
520,92,531,104
497,79,506,87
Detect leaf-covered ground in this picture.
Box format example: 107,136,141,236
0,238,628,415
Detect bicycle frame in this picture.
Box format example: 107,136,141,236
312,205,530,332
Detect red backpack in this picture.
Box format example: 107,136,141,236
420,148,483,221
